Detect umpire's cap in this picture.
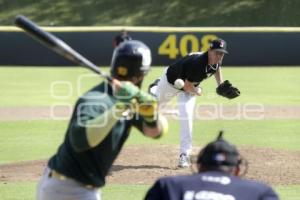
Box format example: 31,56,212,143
210,38,228,54
197,131,239,167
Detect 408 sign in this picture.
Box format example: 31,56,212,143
158,34,218,59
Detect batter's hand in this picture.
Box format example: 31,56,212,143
113,81,158,120
113,81,140,103
136,91,158,122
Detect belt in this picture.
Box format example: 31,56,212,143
48,170,98,190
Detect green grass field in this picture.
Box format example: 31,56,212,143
0,67,299,106
0,67,300,200
1,182,299,200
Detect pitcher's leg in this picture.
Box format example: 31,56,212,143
151,71,179,107
177,93,196,167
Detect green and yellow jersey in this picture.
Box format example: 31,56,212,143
48,81,144,187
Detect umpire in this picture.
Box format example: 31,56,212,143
145,131,279,200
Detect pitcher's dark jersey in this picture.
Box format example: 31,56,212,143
48,82,144,188
145,171,279,200
166,52,219,86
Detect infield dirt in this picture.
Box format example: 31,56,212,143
1,145,299,186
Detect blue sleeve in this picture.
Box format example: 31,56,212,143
261,186,280,200
145,178,179,200
144,180,164,200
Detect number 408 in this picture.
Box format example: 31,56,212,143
158,34,218,59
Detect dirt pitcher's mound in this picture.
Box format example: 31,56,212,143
108,145,300,185
0,145,299,185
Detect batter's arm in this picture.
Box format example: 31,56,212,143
141,114,168,139
68,99,126,152
84,103,126,148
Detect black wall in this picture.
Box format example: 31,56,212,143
1,28,300,66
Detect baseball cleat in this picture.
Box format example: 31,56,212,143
178,153,190,168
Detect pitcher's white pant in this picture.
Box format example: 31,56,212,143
150,69,196,156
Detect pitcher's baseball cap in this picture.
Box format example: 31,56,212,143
210,39,228,54
197,131,239,167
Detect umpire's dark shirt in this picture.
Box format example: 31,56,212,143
145,171,279,200
166,52,219,86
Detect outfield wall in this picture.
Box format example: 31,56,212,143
1,26,300,66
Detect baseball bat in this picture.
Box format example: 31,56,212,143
14,15,113,83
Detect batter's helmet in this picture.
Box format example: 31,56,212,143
110,40,152,80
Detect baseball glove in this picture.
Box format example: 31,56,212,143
216,80,240,99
